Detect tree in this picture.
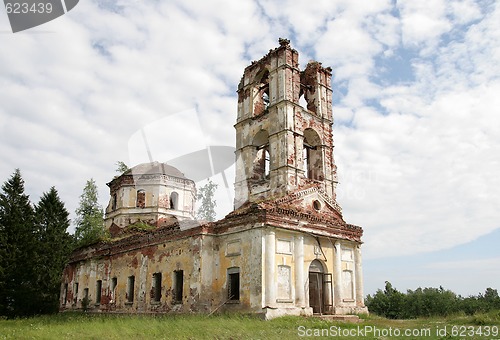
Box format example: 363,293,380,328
365,281,405,319
196,179,218,222
74,179,105,247
34,187,74,313
115,161,129,174
0,169,37,317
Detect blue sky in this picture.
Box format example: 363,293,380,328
0,0,499,297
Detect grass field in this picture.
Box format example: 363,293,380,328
1,311,499,339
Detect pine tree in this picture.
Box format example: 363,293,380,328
196,179,218,222
34,187,74,313
74,179,105,247
0,169,37,317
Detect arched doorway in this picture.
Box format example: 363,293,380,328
308,260,333,314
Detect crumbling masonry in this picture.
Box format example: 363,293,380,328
60,39,368,318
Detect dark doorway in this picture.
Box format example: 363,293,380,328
308,260,333,314
309,271,323,314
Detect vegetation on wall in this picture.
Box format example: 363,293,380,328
115,161,129,174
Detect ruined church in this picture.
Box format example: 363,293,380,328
60,39,367,318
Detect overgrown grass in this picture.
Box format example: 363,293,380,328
0,311,499,339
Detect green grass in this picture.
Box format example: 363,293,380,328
0,311,499,339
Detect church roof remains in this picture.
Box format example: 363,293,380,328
123,161,188,179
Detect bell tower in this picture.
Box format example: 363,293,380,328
234,39,339,208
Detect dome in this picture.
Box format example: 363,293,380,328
123,161,188,180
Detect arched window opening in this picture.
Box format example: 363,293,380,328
136,190,145,208
170,191,179,210
303,128,323,180
254,70,270,116
253,130,270,181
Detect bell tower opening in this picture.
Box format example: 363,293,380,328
252,130,270,181
254,70,270,116
303,128,323,181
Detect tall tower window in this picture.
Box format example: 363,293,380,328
262,91,270,109
253,130,270,181
302,146,309,178
112,193,117,210
264,149,270,177
303,128,323,180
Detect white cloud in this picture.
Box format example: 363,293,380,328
335,0,500,258
398,0,452,51
449,0,483,25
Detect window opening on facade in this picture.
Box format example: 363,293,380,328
136,190,145,208
173,270,183,303
110,277,117,302
313,200,321,211
153,272,162,302
170,192,178,210
127,276,135,303
96,280,102,305
73,283,78,304
227,267,240,301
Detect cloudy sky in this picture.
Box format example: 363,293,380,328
1,0,499,296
